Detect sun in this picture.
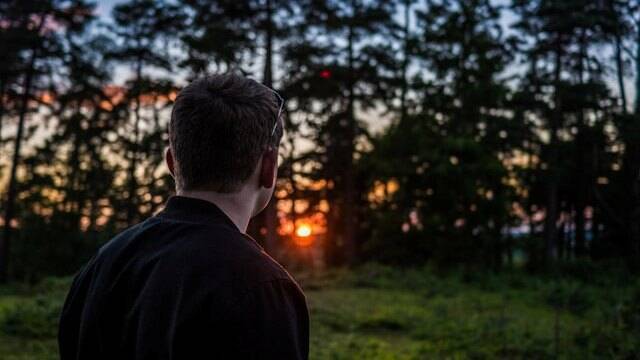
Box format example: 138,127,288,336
295,224,312,238
293,223,314,247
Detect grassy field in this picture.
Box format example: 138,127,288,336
0,263,638,359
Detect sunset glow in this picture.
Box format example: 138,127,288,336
292,223,315,247
296,224,312,238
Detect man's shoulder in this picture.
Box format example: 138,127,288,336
95,215,238,263
180,225,303,299
89,215,301,301
183,227,298,291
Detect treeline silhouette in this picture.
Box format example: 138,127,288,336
0,0,638,283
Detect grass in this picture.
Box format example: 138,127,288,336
0,263,638,359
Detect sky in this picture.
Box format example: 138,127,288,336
95,0,124,18
92,0,637,114
1,0,636,190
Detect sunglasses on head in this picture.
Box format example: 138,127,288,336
255,82,285,139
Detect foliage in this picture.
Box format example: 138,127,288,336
360,112,513,268
0,0,638,290
305,265,640,359
1,296,62,339
0,266,638,359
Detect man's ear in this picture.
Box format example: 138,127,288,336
165,147,176,178
259,147,277,189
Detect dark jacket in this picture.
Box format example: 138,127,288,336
58,195,309,359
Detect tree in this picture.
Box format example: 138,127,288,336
361,0,517,269
281,0,398,265
108,0,184,226
512,0,620,263
178,0,255,76
608,0,640,263
13,26,122,281
0,0,94,283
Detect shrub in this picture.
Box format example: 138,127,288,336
2,296,63,338
34,277,73,295
545,281,594,315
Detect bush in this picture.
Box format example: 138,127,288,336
33,277,73,295
621,286,640,335
545,281,594,315
2,296,62,338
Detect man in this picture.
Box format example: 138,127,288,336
58,73,309,359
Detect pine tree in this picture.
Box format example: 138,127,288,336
513,0,624,262
281,0,398,265
366,0,517,268
17,31,120,280
178,0,257,76
108,0,185,226
0,0,94,283
609,0,640,262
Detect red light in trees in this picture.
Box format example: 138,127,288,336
320,70,331,79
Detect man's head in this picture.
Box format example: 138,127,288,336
166,73,284,216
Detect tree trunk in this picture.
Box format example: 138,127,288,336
287,133,298,258
574,35,587,257
342,3,357,264
0,15,44,282
262,0,279,254
635,24,640,115
632,27,640,258
400,0,411,122
557,216,566,260
544,41,563,262
126,58,143,225
0,78,6,145
613,6,627,114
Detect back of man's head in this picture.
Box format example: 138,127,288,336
169,73,283,193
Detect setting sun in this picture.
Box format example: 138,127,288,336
296,224,312,238
293,223,314,247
